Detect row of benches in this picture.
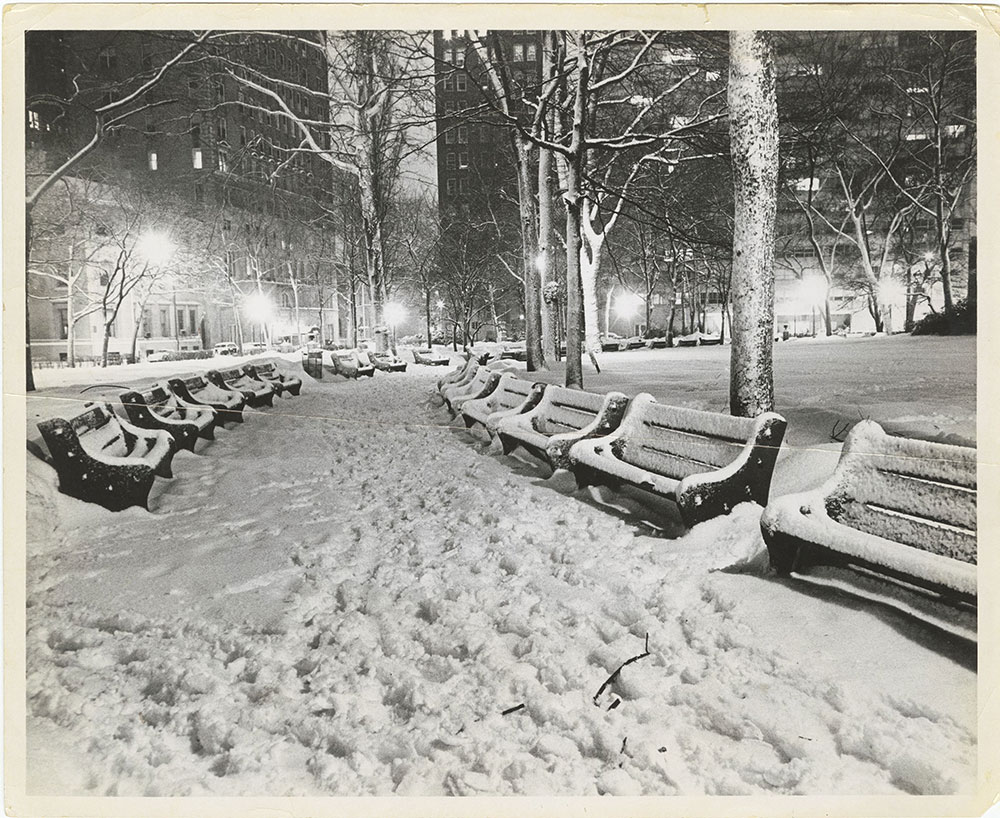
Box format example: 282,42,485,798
36,361,303,512
322,347,453,379
435,358,977,610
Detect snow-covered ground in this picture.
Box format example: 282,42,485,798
21,335,978,798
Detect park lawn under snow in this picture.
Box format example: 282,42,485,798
23,335,976,796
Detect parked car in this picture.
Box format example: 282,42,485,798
146,351,170,362
213,342,239,356
242,342,267,355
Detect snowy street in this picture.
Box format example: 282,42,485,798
24,336,976,797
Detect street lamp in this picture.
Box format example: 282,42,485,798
797,274,828,337
384,302,405,352
138,230,175,268
879,278,906,334
614,291,643,335
244,291,274,347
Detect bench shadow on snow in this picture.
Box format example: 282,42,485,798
721,562,977,668
449,421,688,539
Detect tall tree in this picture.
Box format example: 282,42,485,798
728,31,778,417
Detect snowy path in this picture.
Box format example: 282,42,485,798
25,366,976,796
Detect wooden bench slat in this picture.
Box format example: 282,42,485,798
760,420,977,608
567,393,787,527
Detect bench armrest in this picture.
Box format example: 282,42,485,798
675,412,786,525
547,391,632,470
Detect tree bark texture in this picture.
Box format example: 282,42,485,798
728,31,778,417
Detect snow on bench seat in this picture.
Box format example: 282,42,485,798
460,373,546,432
37,401,176,511
760,420,977,607
437,355,479,391
167,374,245,424
330,349,375,379
567,393,786,527
412,347,451,366
208,367,276,407
246,361,303,396
495,385,630,470
442,366,501,415
120,384,216,451
361,350,407,373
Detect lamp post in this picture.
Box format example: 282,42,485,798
384,302,405,354
797,274,828,338
244,291,274,349
137,230,175,355
614,290,643,336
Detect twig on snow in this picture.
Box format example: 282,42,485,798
593,633,650,706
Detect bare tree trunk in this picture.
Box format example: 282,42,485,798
425,287,432,346
348,274,358,348
516,138,544,370
538,127,556,363
728,31,778,418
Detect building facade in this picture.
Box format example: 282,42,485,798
26,30,348,364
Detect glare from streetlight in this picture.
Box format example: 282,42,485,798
534,252,546,274
614,291,643,319
244,291,274,324
384,302,406,327
797,274,828,308
138,230,175,267
435,300,445,310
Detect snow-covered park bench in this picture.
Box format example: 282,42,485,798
442,366,501,415
412,347,451,366
495,385,630,470
120,384,216,451
37,402,176,511
460,373,546,431
330,349,375,379
167,374,246,424
245,361,302,396
438,355,479,391
361,349,407,373
208,367,276,408
760,420,977,608
567,394,787,527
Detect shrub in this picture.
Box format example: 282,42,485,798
910,298,976,335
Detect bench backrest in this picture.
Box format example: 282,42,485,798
466,367,495,391
217,367,244,381
532,386,609,436
485,374,538,412
184,375,208,390
615,395,763,481
828,420,976,564
60,403,130,457
146,385,170,405
69,403,113,436
253,362,277,376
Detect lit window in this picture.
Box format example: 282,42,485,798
27,110,41,130
526,44,537,61
148,151,158,171
192,148,203,169
458,151,469,169
218,149,228,173
513,44,525,62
